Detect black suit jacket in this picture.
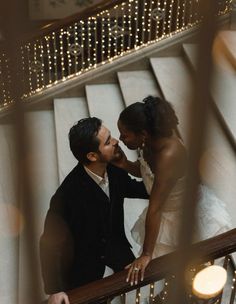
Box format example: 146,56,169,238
40,163,148,294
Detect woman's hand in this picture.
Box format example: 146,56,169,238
48,292,70,304
111,145,128,169
125,254,152,285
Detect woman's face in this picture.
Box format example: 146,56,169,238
118,120,143,150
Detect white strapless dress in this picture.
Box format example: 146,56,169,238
131,150,232,258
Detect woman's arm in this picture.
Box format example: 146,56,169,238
126,144,186,284
112,146,141,177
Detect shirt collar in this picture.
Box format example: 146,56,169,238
84,166,108,186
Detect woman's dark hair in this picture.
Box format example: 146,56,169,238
69,117,102,164
119,96,179,138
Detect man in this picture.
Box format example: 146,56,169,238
40,117,148,304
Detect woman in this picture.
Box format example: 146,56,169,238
114,96,231,285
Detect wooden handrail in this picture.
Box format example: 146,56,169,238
18,0,127,44
67,229,236,304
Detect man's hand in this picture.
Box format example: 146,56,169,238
48,292,70,304
125,254,152,286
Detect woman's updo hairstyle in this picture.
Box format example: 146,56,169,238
119,96,179,138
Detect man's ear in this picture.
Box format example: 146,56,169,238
87,152,99,162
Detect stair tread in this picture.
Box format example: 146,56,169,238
212,64,236,142
117,70,161,106
54,97,89,182
183,42,236,142
150,56,194,144
86,83,137,159
183,43,198,70
86,84,124,138
218,30,236,69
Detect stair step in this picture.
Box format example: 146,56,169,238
86,83,136,158
212,63,236,142
117,70,161,106
217,31,236,69
182,42,236,142
150,56,194,144
86,83,124,138
54,97,89,182
182,43,198,70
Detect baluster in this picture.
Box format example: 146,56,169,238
80,21,85,71
128,1,132,50
93,17,98,67
114,5,119,57
59,29,65,79
189,0,194,25
66,26,72,77
175,0,180,31
100,14,105,63
121,2,125,55
181,0,187,28
87,19,92,69
33,40,41,91
140,0,146,44
154,0,162,40
20,46,26,100
149,282,155,303
107,10,112,61
147,0,153,42
134,0,139,48
0,55,7,105
26,43,33,96
47,35,53,85
162,0,168,36
39,38,45,88
73,22,80,74
230,269,236,304
52,31,59,83
136,287,141,304
121,293,126,304
1,55,11,103
167,0,175,35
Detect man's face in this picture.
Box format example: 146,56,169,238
96,125,119,163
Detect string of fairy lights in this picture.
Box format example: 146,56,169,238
0,0,233,108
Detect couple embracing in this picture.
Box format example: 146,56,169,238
40,96,231,304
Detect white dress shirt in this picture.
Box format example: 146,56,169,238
84,166,110,198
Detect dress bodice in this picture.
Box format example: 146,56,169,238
138,149,185,211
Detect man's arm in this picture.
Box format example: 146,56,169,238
121,170,149,199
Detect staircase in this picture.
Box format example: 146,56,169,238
0,26,235,304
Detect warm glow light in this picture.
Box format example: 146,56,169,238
192,265,227,299
0,203,24,237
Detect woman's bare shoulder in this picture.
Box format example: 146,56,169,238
153,137,187,177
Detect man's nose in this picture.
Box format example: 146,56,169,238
112,137,119,145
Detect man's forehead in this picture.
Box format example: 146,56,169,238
97,125,110,140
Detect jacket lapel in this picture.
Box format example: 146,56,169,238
77,163,110,204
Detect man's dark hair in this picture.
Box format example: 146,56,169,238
69,117,102,164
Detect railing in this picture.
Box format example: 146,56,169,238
66,229,236,304
0,0,233,109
